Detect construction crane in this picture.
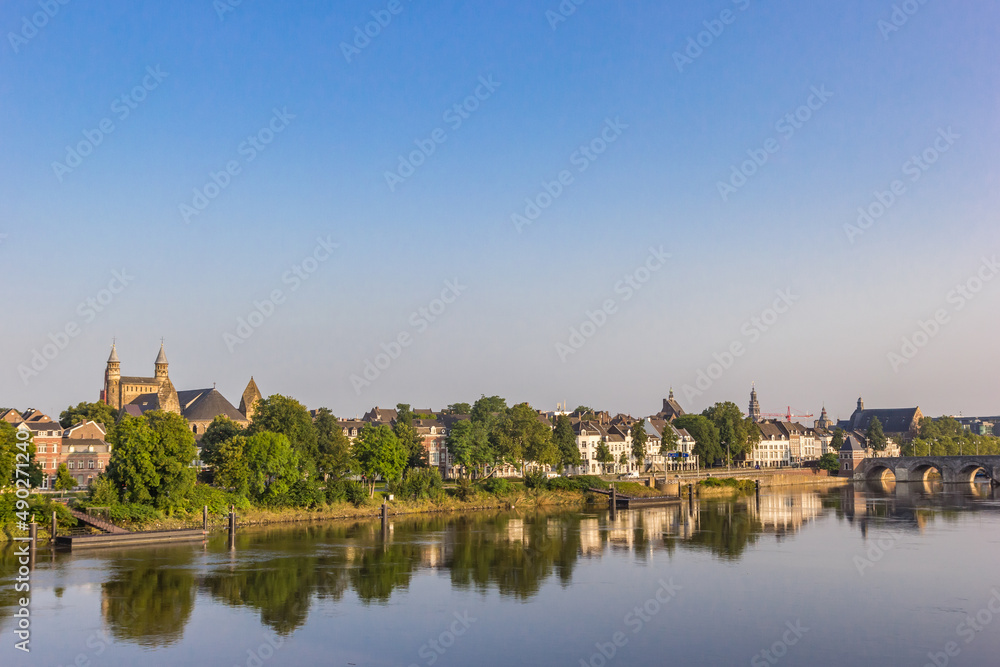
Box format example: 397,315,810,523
758,406,814,423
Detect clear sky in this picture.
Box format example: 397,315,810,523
1,0,997,422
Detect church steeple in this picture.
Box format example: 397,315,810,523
155,342,169,379
104,341,121,408
748,383,761,422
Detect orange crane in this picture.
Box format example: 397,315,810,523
758,406,814,423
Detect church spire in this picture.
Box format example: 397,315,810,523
155,342,169,378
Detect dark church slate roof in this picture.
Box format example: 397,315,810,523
177,389,246,422
847,408,921,434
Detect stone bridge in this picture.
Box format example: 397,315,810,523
854,456,1000,485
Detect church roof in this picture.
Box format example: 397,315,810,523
108,345,120,363
155,344,168,365
178,389,246,423
120,376,159,385
850,408,920,433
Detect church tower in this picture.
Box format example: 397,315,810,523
814,405,832,430
104,343,121,409
240,376,262,421
748,384,761,422
154,343,181,415
155,343,169,379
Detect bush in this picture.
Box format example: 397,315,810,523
698,477,756,493
283,479,325,508
817,452,839,472
327,480,369,507
483,477,515,496
451,478,476,501
184,484,232,514
88,476,120,506
523,470,547,489
392,468,445,501
105,503,165,525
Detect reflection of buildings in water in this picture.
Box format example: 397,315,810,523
601,506,697,552
506,518,524,543
579,518,602,556
748,492,823,534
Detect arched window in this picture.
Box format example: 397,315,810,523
193,425,198,434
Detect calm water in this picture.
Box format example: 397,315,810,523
3,483,1000,666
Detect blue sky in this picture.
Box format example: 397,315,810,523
1,0,998,421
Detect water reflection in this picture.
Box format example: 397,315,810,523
101,549,196,647
4,482,999,649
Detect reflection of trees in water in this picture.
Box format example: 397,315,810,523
677,502,761,560
447,511,582,601
100,548,196,647
0,546,27,634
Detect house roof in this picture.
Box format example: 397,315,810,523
841,433,867,451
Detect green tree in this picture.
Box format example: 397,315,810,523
552,415,581,469
702,402,755,462
445,402,472,415
471,395,508,423
659,423,679,455
59,401,118,430
866,417,888,452
214,435,250,495
353,424,408,496
675,414,721,466
630,419,648,469
199,415,244,469
0,423,40,488
445,420,490,478
244,432,301,505
55,463,76,491
829,428,844,452
313,408,355,481
106,411,197,510
495,403,556,474
394,421,426,469
817,452,839,472
248,395,319,474
595,442,613,474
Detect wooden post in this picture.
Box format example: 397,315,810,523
203,505,208,532
381,502,389,537
51,511,58,542
29,523,37,569
228,505,236,550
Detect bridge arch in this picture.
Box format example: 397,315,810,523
958,462,995,484
907,460,944,483
865,463,896,483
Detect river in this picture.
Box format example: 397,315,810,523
2,482,999,666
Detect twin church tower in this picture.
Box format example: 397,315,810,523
102,342,262,433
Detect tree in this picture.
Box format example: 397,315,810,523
471,395,507,423
552,415,581,469
353,424,408,496
495,403,556,474
618,451,629,471
60,401,118,430
817,452,839,472
243,432,301,504
394,421,427,469
829,428,844,453
573,406,594,415
866,417,888,452
55,464,76,491
630,419,648,470
313,408,354,481
446,419,491,478
702,402,755,463
674,415,721,466
660,423,679,455
214,435,250,495
199,415,244,469
395,404,414,427
445,403,472,415
248,395,319,474
595,442,613,474
106,411,197,510
0,422,39,488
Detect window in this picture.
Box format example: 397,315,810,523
89,460,95,469
68,461,74,469
37,444,46,453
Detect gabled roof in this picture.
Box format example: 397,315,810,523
120,376,159,385
841,433,867,451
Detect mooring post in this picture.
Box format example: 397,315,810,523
203,505,208,532
381,502,389,537
228,505,236,550
51,511,58,543
29,523,38,569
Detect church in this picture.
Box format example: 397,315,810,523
101,342,262,437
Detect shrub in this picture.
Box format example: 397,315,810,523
451,478,476,501
105,503,164,525
282,479,325,508
698,477,756,493
483,477,514,496
394,468,445,501
326,480,370,507
88,476,120,506
523,470,547,489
